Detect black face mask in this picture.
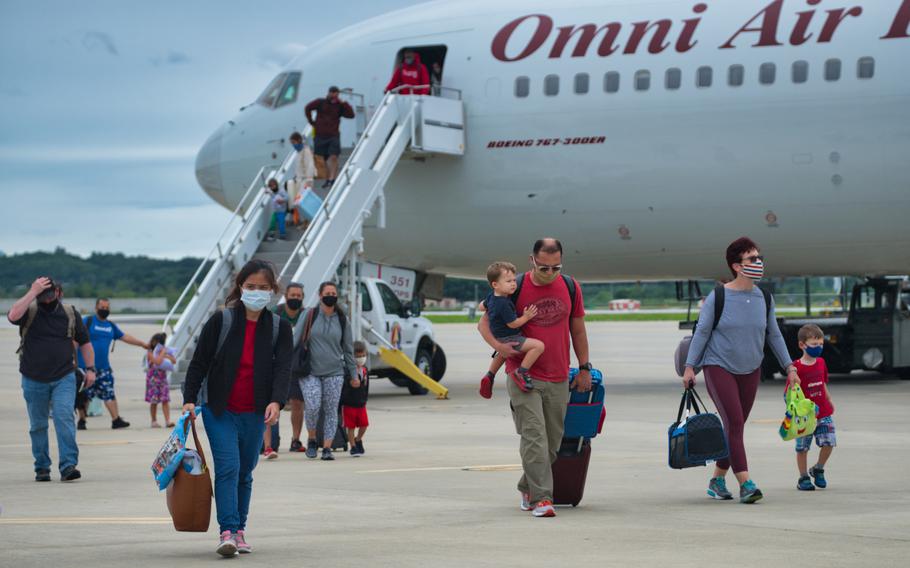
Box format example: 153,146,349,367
97,309,110,319
39,300,58,312
321,295,338,307
286,299,302,310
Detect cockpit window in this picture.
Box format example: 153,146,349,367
276,72,302,108
257,73,287,108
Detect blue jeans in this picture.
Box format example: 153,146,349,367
202,407,265,533
272,211,287,237
21,374,79,473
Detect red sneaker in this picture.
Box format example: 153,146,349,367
479,373,494,399
509,370,533,393
264,447,278,460
532,500,556,517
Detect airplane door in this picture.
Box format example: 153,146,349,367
390,45,448,95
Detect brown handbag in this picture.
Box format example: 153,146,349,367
166,417,213,532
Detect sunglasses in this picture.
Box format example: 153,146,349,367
534,261,562,273
741,255,764,264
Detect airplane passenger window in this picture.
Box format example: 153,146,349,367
544,74,559,96
696,66,713,88
515,76,530,98
759,63,776,85
275,71,302,108
257,73,287,108
792,61,809,84
857,57,875,79
634,70,650,91
825,59,842,81
574,73,590,94
728,65,744,87
665,68,681,90
604,72,620,93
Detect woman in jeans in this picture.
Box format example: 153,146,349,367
683,237,798,504
300,281,356,460
183,260,292,556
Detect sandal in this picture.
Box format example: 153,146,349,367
150,421,161,428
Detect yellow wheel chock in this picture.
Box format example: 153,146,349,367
378,347,449,399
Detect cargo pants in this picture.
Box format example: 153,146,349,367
508,378,569,505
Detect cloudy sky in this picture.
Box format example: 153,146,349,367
0,0,420,259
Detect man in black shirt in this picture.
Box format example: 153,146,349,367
8,277,96,482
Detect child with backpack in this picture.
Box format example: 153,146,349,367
478,261,544,398
146,332,176,428
787,324,836,491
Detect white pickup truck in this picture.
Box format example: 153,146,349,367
357,274,446,395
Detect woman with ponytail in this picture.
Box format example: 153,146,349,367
182,259,293,557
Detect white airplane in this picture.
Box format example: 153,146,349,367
195,0,910,281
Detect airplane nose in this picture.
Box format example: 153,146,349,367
195,126,227,207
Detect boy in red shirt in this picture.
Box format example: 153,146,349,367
787,324,836,491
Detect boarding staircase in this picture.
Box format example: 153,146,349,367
164,87,464,395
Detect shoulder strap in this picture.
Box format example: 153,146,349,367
302,308,317,346
712,285,726,330
63,304,75,339
216,309,233,356
17,303,39,355
510,273,525,305
84,315,93,332
760,287,772,321
337,310,347,347
562,274,577,315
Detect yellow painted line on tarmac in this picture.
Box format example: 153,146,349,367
359,464,521,474
0,517,171,525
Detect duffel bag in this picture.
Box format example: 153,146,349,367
668,387,729,469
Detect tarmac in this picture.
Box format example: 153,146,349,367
2,321,909,567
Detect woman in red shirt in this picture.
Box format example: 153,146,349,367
183,260,292,557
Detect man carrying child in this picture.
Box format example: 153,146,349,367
477,238,592,518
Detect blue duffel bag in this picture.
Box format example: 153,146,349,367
564,368,605,439
668,387,729,469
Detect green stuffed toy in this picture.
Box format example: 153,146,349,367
779,385,819,442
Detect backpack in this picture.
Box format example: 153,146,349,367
291,307,348,379
510,273,578,322
17,302,76,359
195,308,280,405
673,284,773,377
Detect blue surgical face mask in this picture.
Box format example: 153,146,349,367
241,289,272,311
292,143,304,152
805,344,823,358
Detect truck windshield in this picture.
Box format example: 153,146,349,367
378,283,403,315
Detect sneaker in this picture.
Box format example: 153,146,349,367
111,417,130,429
479,372,494,399
216,531,237,557
77,419,86,431
321,448,334,461
520,492,532,512
234,530,252,554
707,477,734,500
509,370,534,393
60,466,81,482
797,475,815,491
289,439,303,452
810,465,827,489
322,179,333,189
306,439,318,459
739,480,763,504
531,500,556,518
350,445,359,457
264,447,278,460
356,440,365,455
151,421,161,428
35,469,51,482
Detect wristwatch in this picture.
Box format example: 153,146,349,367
579,362,593,372
84,366,96,373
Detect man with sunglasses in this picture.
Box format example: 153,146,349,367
477,238,591,518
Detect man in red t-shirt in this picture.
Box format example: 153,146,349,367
478,238,592,518
787,324,836,490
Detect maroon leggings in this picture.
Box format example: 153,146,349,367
703,365,761,474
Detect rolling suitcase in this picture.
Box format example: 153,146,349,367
552,368,605,507
552,437,591,507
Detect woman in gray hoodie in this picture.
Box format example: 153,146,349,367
299,281,356,460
